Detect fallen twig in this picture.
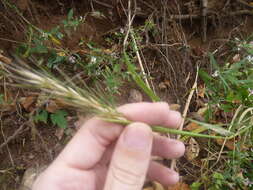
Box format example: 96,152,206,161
236,0,253,9
201,0,208,42
135,10,253,20
93,0,113,8
0,122,28,150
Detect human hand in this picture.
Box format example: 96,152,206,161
33,102,185,190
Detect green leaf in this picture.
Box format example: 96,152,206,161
50,110,68,129
209,53,219,70
34,110,48,124
31,43,48,54
213,172,224,180
199,69,213,83
0,94,3,104
67,9,74,20
220,104,233,112
47,54,65,68
190,182,202,190
189,119,234,136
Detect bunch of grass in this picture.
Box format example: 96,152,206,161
1,61,124,119
0,60,242,139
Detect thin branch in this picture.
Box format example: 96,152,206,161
0,123,28,150
123,0,135,49
201,0,208,42
130,32,151,89
122,0,152,90
93,0,113,8
0,117,14,166
170,66,199,170
168,10,253,20
236,0,253,9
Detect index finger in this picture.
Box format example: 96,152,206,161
118,102,182,128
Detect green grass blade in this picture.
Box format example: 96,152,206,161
123,52,160,102
189,119,234,136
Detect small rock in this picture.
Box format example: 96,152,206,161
158,82,167,90
128,89,143,103
232,54,241,63
19,165,47,190
55,128,65,140
28,154,35,160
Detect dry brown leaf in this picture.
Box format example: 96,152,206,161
170,104,181,111
46,100,59,113
232,54,241,63
167,182,190,190
185,138,200,161
20,96,37,112
197,85,205,98
163,80,170,87
216,138,235,150
185,122,201,131
232,99,241,104
158,82,167,90
158,80,170,90
0,54,12,64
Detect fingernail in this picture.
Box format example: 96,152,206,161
123,123,152,150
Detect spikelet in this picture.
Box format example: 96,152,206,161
0,59,125,121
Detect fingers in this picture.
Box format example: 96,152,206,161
147,161,179,186
100,136,185,166
118,102,182,128
104,123,153,190
55,102,182,171
152,135,185,159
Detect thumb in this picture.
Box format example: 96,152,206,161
104,122,153,190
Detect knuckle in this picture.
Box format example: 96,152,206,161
111,164,144,186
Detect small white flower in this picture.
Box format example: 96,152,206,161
212,70,219,77
237,43,243,51
246,55,253,63
235,37,240,41
244,178,253,187
68,56,76,64
90,56,97,64
42,32,48,38
248,88,253,96
120,28,124,34
79,16,84,21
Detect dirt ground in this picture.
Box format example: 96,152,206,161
0,0,253,189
